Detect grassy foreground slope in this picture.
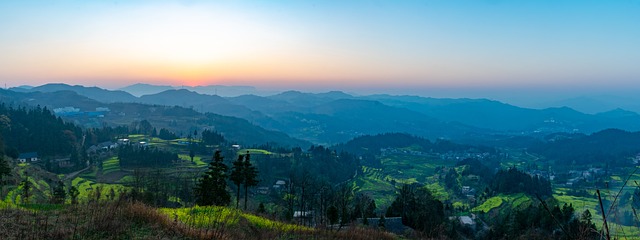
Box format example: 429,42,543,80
0,201,395,240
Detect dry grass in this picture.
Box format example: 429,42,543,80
0,199,397,240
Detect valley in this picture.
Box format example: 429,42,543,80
1,85,639,239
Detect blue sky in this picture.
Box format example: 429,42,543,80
1,0,639,101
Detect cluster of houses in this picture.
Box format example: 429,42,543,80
86,138,150,155
564,168,604,186
380,148,429,157
254,180,288,196
634,154,640,165
53,106,111,118
380,148,493,162
439,152,492,161
527,169,555,181
87,141,119,154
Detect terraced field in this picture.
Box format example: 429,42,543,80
71,177,128,203
355,153,457,207
472,193,531,214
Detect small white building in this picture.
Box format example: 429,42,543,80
459,216,475,226
273,180,286,189
293,211,313,218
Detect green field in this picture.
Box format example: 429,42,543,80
380,153,451,181
160,205,310,232
102,157,121,174
240,149,273,155
355,153,458,208
354,166,397,207
72,177,129,203
472,196,504,213
179,154,207,167
472,193,531,213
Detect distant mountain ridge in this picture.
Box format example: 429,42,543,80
540,94,640,114
0,88,310,148
8,83,640,145
119,83,276,97
10,83,138,103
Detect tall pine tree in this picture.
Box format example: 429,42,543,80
194,150,230,206
230,154,245,208
242,153,259,210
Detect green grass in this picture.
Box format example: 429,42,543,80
161,205,240,228
380,154,449,180
425,182,449,201
102,157,121,174
510,193,531,208
0,199,17,209
603,222,640,239
242,213,311,231
452,201,469,210
239,149,273,155
553,189,640,239
118,175,134,184
472,193,533,214
161,206,311,232
80,170,97,179
72,177,129,203
178,154,207,167
553,194,599,214
472,196,504,213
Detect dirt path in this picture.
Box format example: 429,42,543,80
64,166,90,181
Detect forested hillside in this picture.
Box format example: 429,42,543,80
0,104,81,157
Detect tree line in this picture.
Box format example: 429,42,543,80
194,150,259,210
117,144,178,168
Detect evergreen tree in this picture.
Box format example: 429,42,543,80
243,153,259,210
21,176,32,204
201,129,225,145
580,209,592,225
69,186,79,204
189,148,195,162
230,154,245,208
52,180,66,204
0,156,10,186
327,205,339,227
194,150,230,206
386,184,444,236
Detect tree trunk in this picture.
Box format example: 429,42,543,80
236,184,240,209
244,185,248,210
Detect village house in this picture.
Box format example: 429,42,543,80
18,152,39,163
256,186,270,195
273,180,286,191
459,216,476,227
87,141,118,154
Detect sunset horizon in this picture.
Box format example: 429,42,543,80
2,0,639,95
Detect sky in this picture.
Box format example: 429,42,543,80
1,0,640,102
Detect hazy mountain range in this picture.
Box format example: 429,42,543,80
8,83,640,145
